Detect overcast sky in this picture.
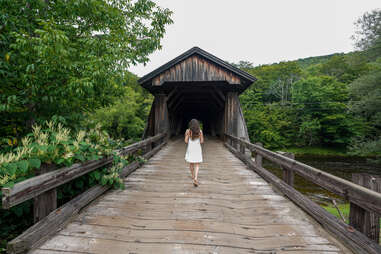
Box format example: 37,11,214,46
129,0,380,77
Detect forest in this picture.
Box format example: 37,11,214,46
236,10,381,158
0,0,380,251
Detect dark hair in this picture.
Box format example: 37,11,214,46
188,119,200,140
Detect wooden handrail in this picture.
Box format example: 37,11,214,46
224,133,381,215
2,132,166,209
224,133,381,254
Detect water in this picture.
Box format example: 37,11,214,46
264,155,381,205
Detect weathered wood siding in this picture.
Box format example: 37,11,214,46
143,100,155,139
152,55,242,86
223,92,249,142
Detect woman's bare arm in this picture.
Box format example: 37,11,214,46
200,130,204,144
185,129,190,143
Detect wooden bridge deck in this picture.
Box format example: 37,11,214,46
30,138,350,254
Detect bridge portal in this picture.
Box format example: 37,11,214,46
138,47,256,140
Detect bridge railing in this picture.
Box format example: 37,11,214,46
224,133,381,254
2,132,167,254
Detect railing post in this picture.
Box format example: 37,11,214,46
349,173,380,244
255,142,262,167
239,140,245,155
278,151,295,186
33,163,57,223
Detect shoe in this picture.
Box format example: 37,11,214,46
193,179,199,187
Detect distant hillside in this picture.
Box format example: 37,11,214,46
295,53,345,69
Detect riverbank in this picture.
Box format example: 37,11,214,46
283,146,347,157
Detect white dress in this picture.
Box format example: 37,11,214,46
185,135,203,163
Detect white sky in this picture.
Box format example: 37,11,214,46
129,0,380,77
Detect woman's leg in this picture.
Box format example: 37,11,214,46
189,163,194,179
194,163,199,181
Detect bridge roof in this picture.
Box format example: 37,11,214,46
138,47,256,94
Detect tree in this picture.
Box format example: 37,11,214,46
349,60,381,150
231,60,254,71
245,61,302,104
348,9,381,157
352,8,381,59
292,76,356,146
0,0,173,140
84,72,153,141
318,54,369,84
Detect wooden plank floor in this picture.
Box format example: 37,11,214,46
30,138,351,254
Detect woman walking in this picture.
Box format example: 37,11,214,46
184,119,204,187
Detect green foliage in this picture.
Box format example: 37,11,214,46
0,120,141,251
0,0,173,251
284,146,347,157
84,81,153,141
0,0,173,140
242,100,295,149
0,121,128,190
297,118,321,146
239,56,366,149
348,63,381,160
291,76,354,146
352,8,381,59
317,54,370,84
295,53,344,69
246,61,302,104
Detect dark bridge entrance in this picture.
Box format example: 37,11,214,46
138,47,256,140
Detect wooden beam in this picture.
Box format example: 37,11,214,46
213,87,226,102
208,90,224,108
224,141,381,254
167,90,183,109
166,87,178,102
180,102,220,112
171,95,184,114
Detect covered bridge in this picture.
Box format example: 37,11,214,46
138,47,256,140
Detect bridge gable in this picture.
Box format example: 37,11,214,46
152,54,242,86
138,47,256,93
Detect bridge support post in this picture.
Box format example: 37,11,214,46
278,152,295,186
152,94,170,146
33,163,57,223
349,173,381,244
255,142,263,167
224,92,250,149
239,140,245,155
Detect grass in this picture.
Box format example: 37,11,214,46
283,146,348,157
322,203,350,223
322,203,381,233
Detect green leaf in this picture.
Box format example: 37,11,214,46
7,163,17,175
75,180,84,189
101,177,107,186
56,158,65,164
28,158,41,169
13,206,23,217
17,160,29,173
3,181,15,188
76,154,85,162
94,171,101,180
